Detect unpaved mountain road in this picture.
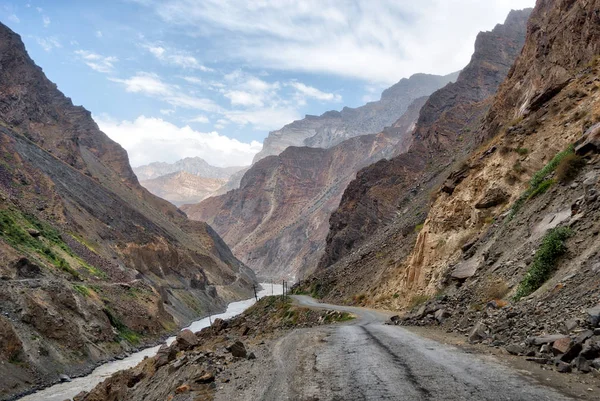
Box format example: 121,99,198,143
215,295,578,401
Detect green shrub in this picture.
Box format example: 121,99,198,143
73,284,91,297
527,179,554,200
509,146,574,219
414,223,424,233
515,148,529,155
514,227,572,300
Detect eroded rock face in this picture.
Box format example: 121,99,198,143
183,97,427,279
319,9,532,271
253,72,459,162
0,22,255,399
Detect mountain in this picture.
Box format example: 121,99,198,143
318,9,532,271
0,23,255,400
253,72,459,162
140,171,226,206
182,96,427,280
133,157,246,181
300,0,600,375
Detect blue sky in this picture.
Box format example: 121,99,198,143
0,0,534,167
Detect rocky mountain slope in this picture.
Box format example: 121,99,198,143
182,96,427,280
0,23,255,400
133,157,245,181
140,171,225,206
253,72,459,162
299,0,600,378
319,9,532,270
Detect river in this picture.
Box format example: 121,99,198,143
19,283,283,401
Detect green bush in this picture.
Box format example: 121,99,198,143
515,148,529,155
509,145,574,219
73,284,91,297
514,227,572,300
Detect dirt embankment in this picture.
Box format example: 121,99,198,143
72,297,352,401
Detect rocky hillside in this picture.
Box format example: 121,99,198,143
182,97,426,280
133,157,245,181
140,171,225,206
253,72,459,162
319,9,532,270
300,0,600,378
0,23,255,400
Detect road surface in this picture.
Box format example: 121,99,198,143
215,295,575,401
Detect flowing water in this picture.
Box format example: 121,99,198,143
19,283,283,401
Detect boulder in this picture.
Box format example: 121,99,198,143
564,319,578,332
175,384,190,394
175,329,198,350
434,309,451,323
526,334,568,346
505,344,524,355
195,370,215,384
390,315,401,325
560,343,583,363
155,344,177,368
247,352,256,360
557,361,572,373
468,321,488,343
587,305,600,327
226,341,247,358
73,391,88,401
575,122,600,155
552,337,572,354
572,356,592,373
59,374,71,383
212,318,228,332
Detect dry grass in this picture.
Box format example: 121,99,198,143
481,279,510,301
555,154,586,183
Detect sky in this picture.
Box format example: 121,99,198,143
0,0,535,167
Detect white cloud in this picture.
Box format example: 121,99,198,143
142,43,214,71
110,72,221,112
137,0,536,84
188,115,210,123
36,36,61,52
288,81,341,102
96,115,260,167
224,107,299,131
160,109,175,115
75,50,118,73
42,15,50,27
96,30,103,38
181,76,203,84
8,14,19,23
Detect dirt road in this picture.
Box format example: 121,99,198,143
215,295,576,401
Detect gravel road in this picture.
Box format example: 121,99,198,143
216,295,576,401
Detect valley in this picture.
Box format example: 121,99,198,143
3,0,600,400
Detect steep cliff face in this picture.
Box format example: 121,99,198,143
0,23,254,400
182,97,426,280
299,2,600,374
253,72,458,162
319,9,531,270
140,171,225,206
379,0,600,303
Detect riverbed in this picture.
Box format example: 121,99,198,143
19,283,283,401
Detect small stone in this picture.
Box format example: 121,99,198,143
552,337,572,354
226,341,247,358
587,305,600,327
468,321,488,343
59,374,71,382
572,356,592,373
175,384,190,394
212,318,228,332
434,309,451,323
564,319,578,332
526,357,549,364
527,335,568,346
505,344,524,355
557,362,572,373
73,391,88,401
390,315,401,325
195,371,215,384
26,228,41,237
